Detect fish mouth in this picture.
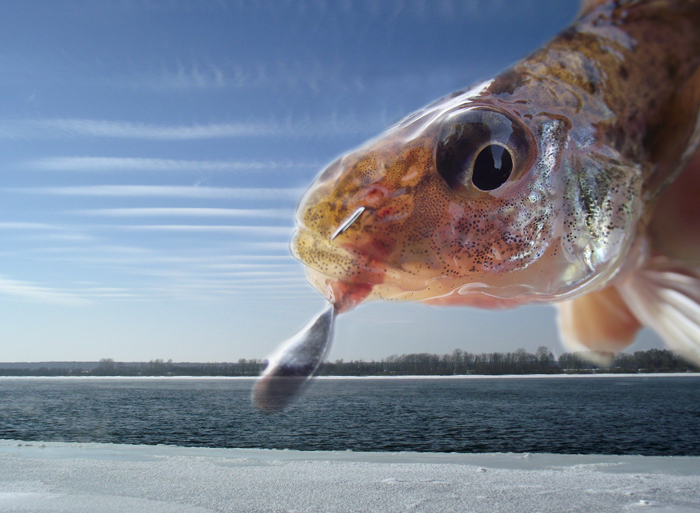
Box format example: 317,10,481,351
291,227,463,311
304,267,377,313
291,228,388,312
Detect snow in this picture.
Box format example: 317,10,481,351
1,440,699,512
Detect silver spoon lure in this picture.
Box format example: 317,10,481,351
252,207,367,412
252,304,336,412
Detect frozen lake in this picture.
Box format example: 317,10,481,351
2,440,700,512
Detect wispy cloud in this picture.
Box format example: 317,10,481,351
0,119,276,139
132,62,226,92
205,262,299,270
25,157,319,172
74,207,295,218
17,232,93,243
115,225,293,236
0,117,382,140
140,271,307,286
0,222,57,230
6,185,304,200
0,243,310,302
30,247,294,264
0,276,88,305
30,244,153,256
0,222,92,242
238,242,293,252
76,289,140,300
32,253,300,271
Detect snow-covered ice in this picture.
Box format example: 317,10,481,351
1,440,699,512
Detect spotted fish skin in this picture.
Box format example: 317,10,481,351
291,0,700,361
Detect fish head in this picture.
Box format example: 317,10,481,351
292,81,642,312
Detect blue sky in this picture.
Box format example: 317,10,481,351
0,0,664,362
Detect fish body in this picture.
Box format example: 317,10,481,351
291,0,700,363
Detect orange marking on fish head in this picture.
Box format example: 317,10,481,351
291,125,437,310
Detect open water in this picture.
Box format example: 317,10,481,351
0,375,698,455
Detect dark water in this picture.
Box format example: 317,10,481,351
0,376,698,456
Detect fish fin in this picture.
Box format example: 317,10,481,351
644,66,700,199
649,144,700,265
618,257,700,366
556,285,642,364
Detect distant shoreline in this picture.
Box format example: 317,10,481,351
0,372,697,380
1,348,695,377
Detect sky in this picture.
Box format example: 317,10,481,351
0,0,664,363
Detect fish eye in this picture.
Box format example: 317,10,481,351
435,107,533,192
472,144,513,191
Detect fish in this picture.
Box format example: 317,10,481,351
253,0,700,410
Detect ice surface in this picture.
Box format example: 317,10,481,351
1,440,699,513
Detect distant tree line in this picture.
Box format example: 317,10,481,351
0,348,696,377
317,347,697,376
318,347,561,376
0,358,266,377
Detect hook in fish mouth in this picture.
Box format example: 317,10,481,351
330,206,366,240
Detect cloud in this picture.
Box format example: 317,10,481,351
74,208,295,218
142,272,307,286
6,185,304,200
0,222,57,230
25,157,319,172
16,232,94,243
205,262,299,270
67,287,140,300
0,276,88,305
238,242,293,252
67,0,522,20
0,222,92,242
98,265,312,301
115,225,293,236
31,248,295,265
135,63,226,92
0,117,381,140
0,119,275,139
31,244,153,256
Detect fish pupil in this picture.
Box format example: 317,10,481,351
472,144,513,191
